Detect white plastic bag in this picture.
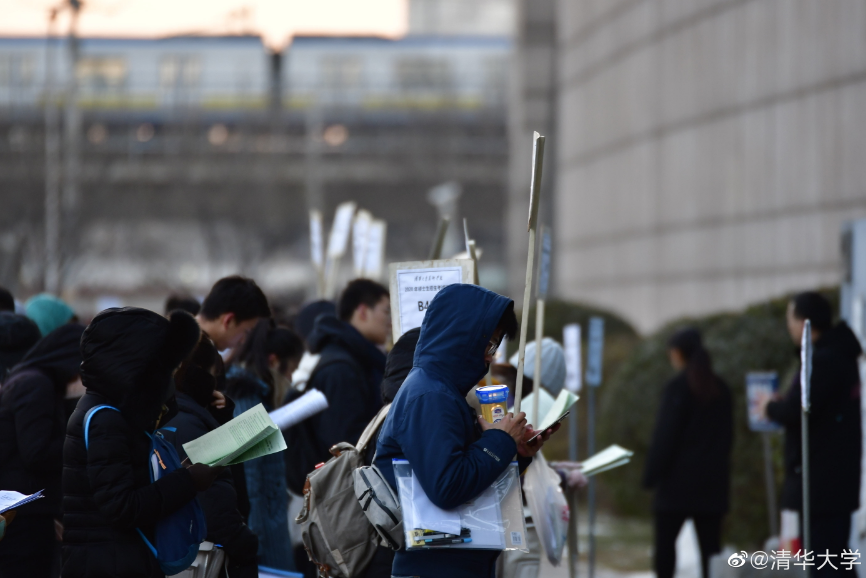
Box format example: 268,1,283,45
393,459,528,551
523,452,569,566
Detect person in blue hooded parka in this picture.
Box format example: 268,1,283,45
375,283,558,578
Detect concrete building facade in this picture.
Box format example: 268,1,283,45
511,0,866,332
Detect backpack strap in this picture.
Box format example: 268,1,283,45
356,403,391,452
82,403,166,564
84,405,120,450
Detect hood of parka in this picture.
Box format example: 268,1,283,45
413,284,513,397
8,322,85,389
0,312,42,379
80,307,200,431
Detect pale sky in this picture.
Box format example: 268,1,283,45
1,0,408,48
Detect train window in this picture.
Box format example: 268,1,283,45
160,56,201,89
77,57,127,92
320,56,363,91
395,56,452,92
0,54,35,87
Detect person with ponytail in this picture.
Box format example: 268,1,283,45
642,328,733,578
225,319,304,572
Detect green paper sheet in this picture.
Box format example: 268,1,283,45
183,403,287,466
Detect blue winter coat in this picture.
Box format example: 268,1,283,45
375,284,529,578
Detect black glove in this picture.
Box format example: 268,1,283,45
187,463,223,492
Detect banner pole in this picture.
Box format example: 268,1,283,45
513,131,545,416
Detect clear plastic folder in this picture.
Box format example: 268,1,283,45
393,460,528,552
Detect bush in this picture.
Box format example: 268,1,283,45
597,290,838,548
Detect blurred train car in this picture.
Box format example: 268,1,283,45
0,35,270,112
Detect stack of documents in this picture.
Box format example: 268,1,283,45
0,489,44,514
183,404,287,466
580,445,633,477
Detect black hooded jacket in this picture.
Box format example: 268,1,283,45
165,393,258,578
381,328,420,405
62,308,201,578
0,311,41,381
0,323,84,517
283,315,386,494
767,322,863,514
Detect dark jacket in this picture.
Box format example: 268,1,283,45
0,323,84,517
381,327,421,406
375,284,527,578
0,311,41,381
226,366,294,572
62,308,201,578
165,392,258,578
285,315,386,493
767,322,863,514
359,327,421,578
642,372,733,513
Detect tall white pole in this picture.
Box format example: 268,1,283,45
513,132,545,416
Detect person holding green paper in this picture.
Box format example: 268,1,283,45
62,308,223,578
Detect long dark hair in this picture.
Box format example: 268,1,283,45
668,328,720,403
232,319,304,405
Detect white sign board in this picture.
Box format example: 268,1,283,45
388,259,475,342
309,210,324,269
801,320,812,411
563,323,582,393
327,201,356,258
353,209,372,275
363,220,386,279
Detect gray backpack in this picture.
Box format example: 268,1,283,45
353,448,404,551
295,404,396,577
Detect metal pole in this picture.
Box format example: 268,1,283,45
569,410,580,578
762,432,779,537
61,1,82,292
800,320,813,554
588,385,596,578
44,9,62,294
802,408,810,553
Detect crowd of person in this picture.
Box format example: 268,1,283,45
0,278,860,578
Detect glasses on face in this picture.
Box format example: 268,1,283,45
486,336,502,358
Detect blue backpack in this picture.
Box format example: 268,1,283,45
84,404,208,576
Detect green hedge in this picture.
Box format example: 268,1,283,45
596,290,838,548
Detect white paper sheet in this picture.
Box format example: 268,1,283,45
410,473,461,535
0,489,44,515
580,444,633,476
268,389,329,431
